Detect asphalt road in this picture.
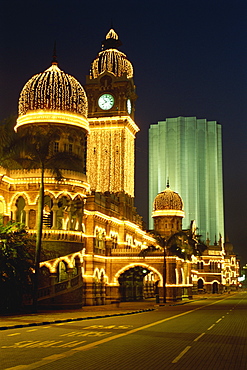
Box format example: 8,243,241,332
1,292,247,370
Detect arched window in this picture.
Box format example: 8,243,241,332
15,196,26,224
0,200,4,214
43,195,53,228
40,266,50,287
58,261,68,282
57,196,70,230
72,257,80,277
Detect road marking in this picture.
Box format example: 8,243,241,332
56,341,86,348
7,333,20,337
60,331,111,337
83,325,133,330
26,329,37,332
216,318,222,323
194,332,205,342
207,324,215,330
2,297,234,370
172,346,191,363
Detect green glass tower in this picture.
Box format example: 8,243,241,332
148,116,224,243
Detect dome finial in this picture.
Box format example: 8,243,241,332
166,177,170,188
102,28,122,50
52,41,58,65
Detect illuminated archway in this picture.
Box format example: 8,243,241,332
116,263,162,302
115,263,163,284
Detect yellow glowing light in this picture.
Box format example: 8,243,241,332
40,250,84,272
152,209,185,218
18,64,88,117
88,116,139,135
7,172,90,191
114,263,163,285
106,29,118,40
15,110,89,132
90,49,133,79
84,209,156,243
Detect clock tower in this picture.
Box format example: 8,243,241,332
84,29,139,197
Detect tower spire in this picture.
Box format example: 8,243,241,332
102,28,122,50
52,41,58,65
166,177,170,188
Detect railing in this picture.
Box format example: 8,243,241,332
38,274,82,300
28,229,84,242
110,248,163,257
55,280,69,293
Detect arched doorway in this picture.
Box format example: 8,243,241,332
118,266,151,302
212,281,219,294
198,278,204,292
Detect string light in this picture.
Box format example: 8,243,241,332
90,49,133,79
18,64,88,117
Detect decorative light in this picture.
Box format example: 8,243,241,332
152,209,185,218
18,64,88,117
90,49,133,79
16,110,89,132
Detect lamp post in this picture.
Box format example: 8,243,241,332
163,242,167,303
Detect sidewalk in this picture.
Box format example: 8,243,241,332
0,293,230,331
0,299,157,331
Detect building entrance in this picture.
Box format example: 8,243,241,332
118,266,151,302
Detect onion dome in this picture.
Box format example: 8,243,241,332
152,183,185,219
90,28,133,79
16,58,88,132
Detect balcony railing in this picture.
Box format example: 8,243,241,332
28,229,84,242
38,274,82,300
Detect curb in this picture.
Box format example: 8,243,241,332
0,308,155,331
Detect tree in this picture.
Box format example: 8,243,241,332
0,121,84,312
140,226,207,303
0,220,35,313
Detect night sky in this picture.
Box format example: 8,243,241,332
1,1,246,265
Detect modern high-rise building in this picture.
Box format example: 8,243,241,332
149,116,224,243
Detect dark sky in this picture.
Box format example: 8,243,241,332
1,1,246,265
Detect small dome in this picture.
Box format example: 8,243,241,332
90,28,133,79
18,62,88,117
152,185,184,218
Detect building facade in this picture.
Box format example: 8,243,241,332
0,30,238,308
149,116,225,243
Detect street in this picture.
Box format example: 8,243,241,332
1,292,247,370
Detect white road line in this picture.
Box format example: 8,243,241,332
216,318,222,323
172,346,191,363
7,333,20,337
194,332,205,342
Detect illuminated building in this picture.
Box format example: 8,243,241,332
0,30,239,308
85,28,138,197
149,116,225,243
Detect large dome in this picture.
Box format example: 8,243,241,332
152,185,185,218
90,29,133,79
18,62,88,117
16,61,88,131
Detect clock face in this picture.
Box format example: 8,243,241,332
127,99,132,114
98,94,114,110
